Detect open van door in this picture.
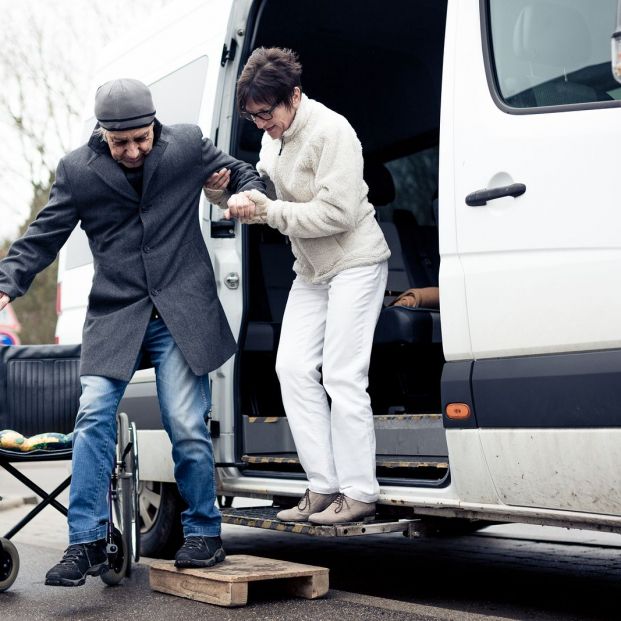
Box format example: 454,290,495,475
446,0,621,516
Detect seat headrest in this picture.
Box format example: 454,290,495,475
513,2,590,67
363,161,395,207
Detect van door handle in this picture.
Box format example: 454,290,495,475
211,219,236,238
465,183,526,207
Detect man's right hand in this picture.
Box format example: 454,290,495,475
0,292,10,311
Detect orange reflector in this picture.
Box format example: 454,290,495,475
446,403,471,420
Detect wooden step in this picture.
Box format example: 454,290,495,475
220,506,417,537
150,555,328,607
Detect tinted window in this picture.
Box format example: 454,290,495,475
488,0,620,109
64,56,209,269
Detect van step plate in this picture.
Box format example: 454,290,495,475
221,506,416,537
241,453,448,469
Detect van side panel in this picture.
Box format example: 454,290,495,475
450,0,621,517
452,0,621,360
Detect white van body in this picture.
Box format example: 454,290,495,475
56,0,621,550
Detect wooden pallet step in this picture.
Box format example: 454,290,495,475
150,555,328,607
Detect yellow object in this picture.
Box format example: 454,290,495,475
0,430,26,450
0,430,72,452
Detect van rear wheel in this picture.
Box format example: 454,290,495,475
138,481,183,558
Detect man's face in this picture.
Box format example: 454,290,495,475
106,124,154,168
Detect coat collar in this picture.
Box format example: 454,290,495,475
86,120,168,202
281,94,312,143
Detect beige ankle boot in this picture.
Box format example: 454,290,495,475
276,489,339,522
309,493,376,525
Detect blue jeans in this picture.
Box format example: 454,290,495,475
68,318,220,544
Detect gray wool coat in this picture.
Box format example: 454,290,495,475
0,121,264,381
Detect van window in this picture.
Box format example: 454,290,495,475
64,56,210,270
383,147,439,226
149,56,209,125
487,0,620,109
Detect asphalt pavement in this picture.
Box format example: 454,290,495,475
3,462,621,620
2,543,456,621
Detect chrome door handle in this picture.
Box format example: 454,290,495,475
465,183,526,207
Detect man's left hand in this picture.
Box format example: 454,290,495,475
0,292,10,312
205,168,231,191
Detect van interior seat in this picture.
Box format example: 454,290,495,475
375,208,441,346
510,2,611,107
243,237,295,352
243,164,442,350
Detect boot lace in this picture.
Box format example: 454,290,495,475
297,488,312,511
59,544,86,567
182,536,205,551
331,493,347,514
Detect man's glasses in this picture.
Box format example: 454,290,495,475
240,102,279,122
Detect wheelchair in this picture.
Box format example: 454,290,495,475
0,345,140,592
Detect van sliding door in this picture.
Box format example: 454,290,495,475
448,0,621,516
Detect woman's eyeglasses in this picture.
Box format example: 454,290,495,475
240,102,279,122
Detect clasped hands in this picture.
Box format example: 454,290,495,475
204,168,267,222
224,191,259,222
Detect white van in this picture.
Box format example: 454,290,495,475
56,0,621,556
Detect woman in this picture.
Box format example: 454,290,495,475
209,47,390,524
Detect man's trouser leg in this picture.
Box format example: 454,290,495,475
145,318,220,537
68,375,128,544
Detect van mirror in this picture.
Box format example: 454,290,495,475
612,1,621,82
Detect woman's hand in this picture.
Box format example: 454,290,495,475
227,192,257,219
224,190,271,223
204,168,231,191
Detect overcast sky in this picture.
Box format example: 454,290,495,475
0,0,171,243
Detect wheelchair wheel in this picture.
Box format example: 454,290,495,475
0,538,19,592
100,526,128,586
128,421,140,563
101,412,138,584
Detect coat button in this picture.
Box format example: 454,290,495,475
151,289,160,297
143,246,151,253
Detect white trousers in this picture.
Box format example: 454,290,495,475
276,261,388,503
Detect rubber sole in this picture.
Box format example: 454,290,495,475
45,562,109,587
308,514,377,526
174,547,226,569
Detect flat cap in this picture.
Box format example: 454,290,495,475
94,78,156,131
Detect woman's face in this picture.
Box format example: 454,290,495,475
245,87,301,140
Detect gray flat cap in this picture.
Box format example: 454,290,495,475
94,78,156,130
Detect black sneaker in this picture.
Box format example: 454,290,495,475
45,539,109,587
174,536,226,568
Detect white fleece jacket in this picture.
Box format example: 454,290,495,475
209,95,390,283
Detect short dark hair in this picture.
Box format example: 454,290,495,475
237,47,302,113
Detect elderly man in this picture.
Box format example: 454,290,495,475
0,78,263,586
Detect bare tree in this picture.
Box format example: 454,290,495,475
0,0,170,343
